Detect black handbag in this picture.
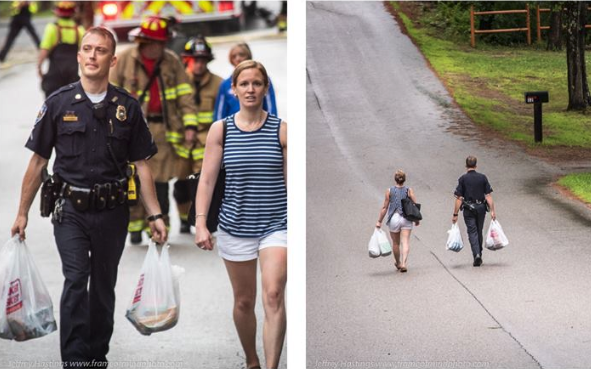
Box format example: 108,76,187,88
187,119,227,233
401,188,422,221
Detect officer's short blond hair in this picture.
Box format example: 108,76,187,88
82,27,117,55
466,156,477,168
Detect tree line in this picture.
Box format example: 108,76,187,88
413,1,590,111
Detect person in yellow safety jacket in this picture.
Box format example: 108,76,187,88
109,16,198,245
37,1,85,98
175,35,223,233
0,1,40,63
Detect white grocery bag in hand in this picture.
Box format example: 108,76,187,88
446,223,464,252
126,240,184,335
0,236,57,341
485,219,509,250
368,229,381,258
376,229,392,257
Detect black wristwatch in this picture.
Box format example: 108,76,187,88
147,213,163,222
453,213,458,216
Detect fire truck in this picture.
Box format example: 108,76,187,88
95,1,244,38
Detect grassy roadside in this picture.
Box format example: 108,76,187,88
558,174,591,205
389,1,591,206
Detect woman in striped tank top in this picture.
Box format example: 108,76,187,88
376,170,420,273
194,60,287,369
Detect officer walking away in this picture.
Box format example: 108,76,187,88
38,1,85,98
0,1,40,63
110,16,198,244
11,27,167,367
175,35,223,233
452,155,496,267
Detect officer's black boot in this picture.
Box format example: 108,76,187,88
180,219,191,234
130,231,142,245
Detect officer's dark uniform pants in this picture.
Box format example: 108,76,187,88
463,204,487,258
53,200,129,367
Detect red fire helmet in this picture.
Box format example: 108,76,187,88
131,16,173,42
54,1,76,18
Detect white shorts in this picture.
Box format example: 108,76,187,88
388,212,414,233
216,228,287,262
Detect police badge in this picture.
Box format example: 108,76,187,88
116,105,127,122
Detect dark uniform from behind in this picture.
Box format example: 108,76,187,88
0,1,40,63
12,27,167,368
37,2,85,98
452,156,496,266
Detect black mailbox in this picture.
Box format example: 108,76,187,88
524,91,549,143
525,91,549,104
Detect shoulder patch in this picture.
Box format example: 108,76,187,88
35,104,47,125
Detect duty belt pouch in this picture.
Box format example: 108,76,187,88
115,181,127,205
105,183,117,210
69,186,91,212
40,178,58,217
95,184,107,211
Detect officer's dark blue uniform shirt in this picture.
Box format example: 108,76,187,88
454,170,493,202
26,81,157,187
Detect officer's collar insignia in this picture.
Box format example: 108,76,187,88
35,104,47,125
116,105,127,122
63,111,78,122
75,94,82,100
111,96,118,103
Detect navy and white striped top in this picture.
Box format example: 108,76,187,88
218,113,287,238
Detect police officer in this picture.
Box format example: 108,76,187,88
452,155,496,267
37,1,85,98
11,27,167,367
0,1,40,63
174,35,223,233
110,16,198,244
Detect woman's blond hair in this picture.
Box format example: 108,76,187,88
394,170,406,185
231,60,269,88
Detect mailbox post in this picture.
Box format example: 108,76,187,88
525,91,549,143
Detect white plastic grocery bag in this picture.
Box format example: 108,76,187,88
376,229,392,257
485,220,509,250
446,223,464,252
0,236,57,341
126,240,184,335
368,229,381,258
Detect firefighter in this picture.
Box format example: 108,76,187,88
110,16,198,245
37,1,85,98
0,1,40,63
174,35,223,233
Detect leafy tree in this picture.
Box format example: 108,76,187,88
564,2,590,110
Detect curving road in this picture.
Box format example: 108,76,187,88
307,2,591,369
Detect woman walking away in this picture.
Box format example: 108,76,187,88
194,60,287,369
376,170,420,273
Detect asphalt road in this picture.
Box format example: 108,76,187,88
0,32,287,369
307,2,591,369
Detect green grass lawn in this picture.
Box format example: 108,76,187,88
392,2,591,205
392,2,591,148
558,174,591,204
